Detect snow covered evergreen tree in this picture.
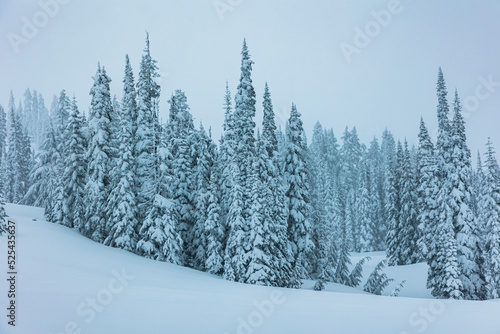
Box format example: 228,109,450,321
233,39,257,221
24,124,57,215
61,97,87,229
417,118,437,260
83,64,114,242
104,56,140,251
428,68,463,299
284,103,314,279
363,260,394,295
450,90,482,299
399,140,421,264
4,94,32,204
0,105,7,167
166,90,196,263
135,33,161,218
204,163,226,275
386,142,403,266
137,194,183,264
482,139,500,299
191,125,217,270
223,39,258,282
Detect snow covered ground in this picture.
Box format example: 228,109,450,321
1,203,500,334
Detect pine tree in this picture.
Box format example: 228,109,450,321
363,260,394,295
399,140,421,264
340,127,362,251
482,139,500,299
24,124,57,214
83,64,113,242
428,68,463,299
0,159,6,235
137,194,183,264
135,33,161,218
450,90,482,299
223,161,247,282
386,142,403,266
417,118,436,260
284,103,314,279
357,160,375,252
233,39,256,222
0,105,7,167
204,163,225,275
245,138,276,285
191,125,217,270
104,57,140,251
223,39,258,282
61,98,87,229
4,95,32,204
167,90,196,263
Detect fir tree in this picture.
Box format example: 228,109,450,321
83,64,113,242
482,139,500,299
450,90,482,299
284,103,314,279
137,194,183,264
135,33,161,218
363,260,394,295
61,98,87,229
417,118,436,260
204,164,225,276
399,140,421,264
386,142,403,266
191,125,217,270
167,90,196,263
104,58,140,251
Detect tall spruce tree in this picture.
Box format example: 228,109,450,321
61,98,87,229
417,118,437,260
284,103,314,279
482,139,500,299
167,90,196,263
399,140,421,264
105,57,140,251
450,90,482,299
83,64,114,242
428,68,463,299
135,33,161,218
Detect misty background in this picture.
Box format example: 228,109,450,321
1,0,499,157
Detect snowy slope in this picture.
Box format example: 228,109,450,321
1,204,500,334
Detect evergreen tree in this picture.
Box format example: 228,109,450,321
24,124,57,213
233,39,256,221
104,58,140,251
83,64,113,242
137,194,183,264
167,90,196,263
399,140,421,264
482,139,500,299
62,98,87,229
284,103,314,279
0,105,7,167
450,90,482,299
135,33,161,218
204,164,225,275
191,125,217,270
386,142,403,266
363,260,394,295
417,118,437,261
428,68,463,299
223,39,258,282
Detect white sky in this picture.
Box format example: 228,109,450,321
1,0,499,158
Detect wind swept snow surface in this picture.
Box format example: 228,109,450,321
1,204,500,334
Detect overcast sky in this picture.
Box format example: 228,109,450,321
1,0,499,158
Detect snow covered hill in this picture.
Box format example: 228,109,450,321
1,204,500,334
